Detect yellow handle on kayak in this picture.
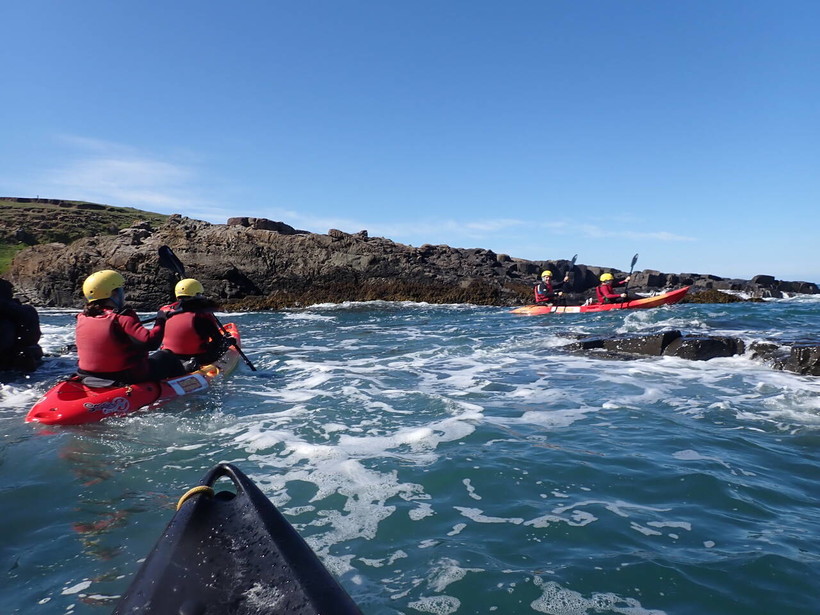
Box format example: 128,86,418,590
176,485,215,510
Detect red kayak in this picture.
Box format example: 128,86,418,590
26,323,242,426
510,286,690,315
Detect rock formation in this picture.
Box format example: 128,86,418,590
4,215,818,309
568,330,820,376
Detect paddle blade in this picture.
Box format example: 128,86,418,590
570,254,578,267
631,253,639,269
158,246,187,278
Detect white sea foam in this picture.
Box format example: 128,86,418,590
61,580,92,595
283,312,336,322
408,595,461,614
454,506,524,525
531,578,667,615
410,502,435,521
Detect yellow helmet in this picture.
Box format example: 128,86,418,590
175,278,204,298
600,272,614,282
541,270,553,278
82,270,125,301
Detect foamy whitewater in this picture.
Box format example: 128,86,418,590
1,297,818,614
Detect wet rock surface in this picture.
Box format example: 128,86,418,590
568,329,819,376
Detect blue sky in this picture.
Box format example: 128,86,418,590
2,1,818,282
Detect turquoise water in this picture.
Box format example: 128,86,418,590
1,298,818,614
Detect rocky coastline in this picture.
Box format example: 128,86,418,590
4,214,819,310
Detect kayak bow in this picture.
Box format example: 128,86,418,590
113,463,363,615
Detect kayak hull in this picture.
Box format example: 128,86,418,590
113,463,362,615
510,286,690,315
25,323,242,425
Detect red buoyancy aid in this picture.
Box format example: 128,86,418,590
534,281,554,303
161,311,214,355
76,310,146,373
596,281,623,304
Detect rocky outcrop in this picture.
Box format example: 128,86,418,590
568,330,820,376
5,216,538,308
627,270,816,299
4,214,818,309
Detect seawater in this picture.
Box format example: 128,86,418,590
1,298,818,615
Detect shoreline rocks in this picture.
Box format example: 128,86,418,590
3,215,818,309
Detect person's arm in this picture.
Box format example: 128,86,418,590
117,310,164,350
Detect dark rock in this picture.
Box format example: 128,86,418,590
748,341,787,363
601,330,682,356
662,336,745,361
751,275,777,287
567,337,606,351
14,228,37,245
226,217,305,234
681,289,747,304
783,345,820,376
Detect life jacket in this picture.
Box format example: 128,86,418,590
159,301,181,314
162,310,214,356
534,281,554,303
76,310,145,373
596,283,621,304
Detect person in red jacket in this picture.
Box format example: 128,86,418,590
159,278,229,370
75,270,184,383
533,270,570,304
595,272,631,304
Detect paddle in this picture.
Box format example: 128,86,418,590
556,254,578,305
157,246,257,371
565,254,578,284
623,253,639,296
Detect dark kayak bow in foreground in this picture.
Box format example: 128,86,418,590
114,463,363,615
510,286,690,315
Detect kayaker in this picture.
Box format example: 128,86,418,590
596,272,631,304
533,270,570,304
159,278,230,370
0,279,43,372
75,270,185,383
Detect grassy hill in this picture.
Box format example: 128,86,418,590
0,197,169,273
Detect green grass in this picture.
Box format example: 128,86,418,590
0,242,27,274
0,198,171,274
